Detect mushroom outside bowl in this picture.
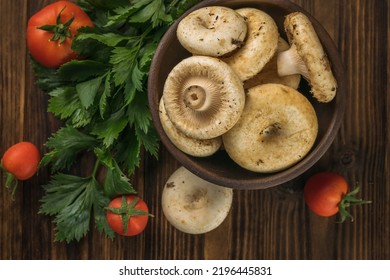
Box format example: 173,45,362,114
147,0,346,190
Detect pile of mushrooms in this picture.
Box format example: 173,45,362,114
159,6,337,234
160,6,337,169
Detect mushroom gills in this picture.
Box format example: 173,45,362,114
158,98,222,157
163,55,245,140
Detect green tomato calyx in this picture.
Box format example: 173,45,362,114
37,5,75,44
105,196,152,235
338,186,372,223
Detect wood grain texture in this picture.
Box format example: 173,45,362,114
0,0,389,260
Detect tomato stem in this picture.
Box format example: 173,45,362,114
4,172,18,201
37,5,75,44
338,186,371,223
105,196,153,235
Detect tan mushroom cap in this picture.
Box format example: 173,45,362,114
159,98,222,157
244,37,301,89
163,55,245,140
177,6,247,57
278,12,337,103
222,8,279,81
162,166,233,234
222,83,318,173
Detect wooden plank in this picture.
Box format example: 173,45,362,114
0,0,388,260
0,0,28,260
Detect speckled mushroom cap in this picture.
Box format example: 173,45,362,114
222,8,279,81
163,55,245,140
278,12,337,102
159,98,222,157
222,83,318,173
244,37,301,89
162,166,233,234
177,6,247,57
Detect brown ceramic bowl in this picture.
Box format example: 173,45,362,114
148,0,345,190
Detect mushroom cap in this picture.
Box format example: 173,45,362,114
222,8,279,81
163,55,245,140
244,37,301,89
159,98,222,157
162,166,233,234
282,12,337,103
222,83,318,173
177,6,247,57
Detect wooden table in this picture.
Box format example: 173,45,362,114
1,0,389,260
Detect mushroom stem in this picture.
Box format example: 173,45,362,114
277,43,309,79
183,85,208,111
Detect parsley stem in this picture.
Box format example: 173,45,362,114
167,0,180,12
92,159,101,179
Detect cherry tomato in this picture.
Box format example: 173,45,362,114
1,141,41,180
304,171,371,222
27,1,94,68
106,195,151,236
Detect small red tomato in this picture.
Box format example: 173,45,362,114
1,141,41,180
106,195,151,236
304,172,371,222
27,1,94,68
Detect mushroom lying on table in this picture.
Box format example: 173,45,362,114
162,166,233,234
222,8,279,81
222,83,318,173
159,98,222,157
177,6,247,57
277,12,337,103
162,55,245,140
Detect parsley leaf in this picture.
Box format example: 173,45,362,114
39,173,115,243
167,0,202,18
34,0,202,243
82,0,129,10
129,0,172,27
48,87,80,120
58,60,108,82
41,127,99,172
113,127,142,174
91,108,129,147
76,75,104,109
104,159,136,198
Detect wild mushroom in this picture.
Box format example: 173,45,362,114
162,55,245,140
244,37,301,90
222,8,279,81
222,83,318,173
159,98,222,157
177,6,247,57
277,12,337,103
162,166,233,234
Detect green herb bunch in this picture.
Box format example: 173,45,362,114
33,0,201,243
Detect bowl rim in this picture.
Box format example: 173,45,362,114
148,0,346,190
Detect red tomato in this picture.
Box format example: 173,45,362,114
26,1,94,68
106,195,150,236
1,141,41,180
304,171,371,222
304,172,348,217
